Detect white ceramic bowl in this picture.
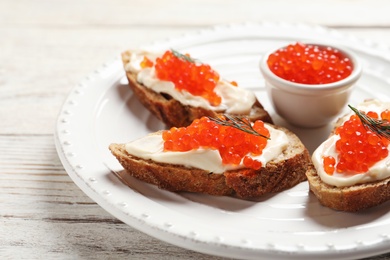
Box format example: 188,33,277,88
259,43,362,128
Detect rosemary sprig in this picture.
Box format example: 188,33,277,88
208,115,270,139
171,49,197,63
349,105,390,140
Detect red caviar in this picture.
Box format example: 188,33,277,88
230,81,238,87
162,116,270,170
140,56,154,69
381,110,390,120
323,156,336,175
154,50,221,106
323,112,390,175
267,42,353,84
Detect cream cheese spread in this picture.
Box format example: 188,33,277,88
125,124,289,173
124,50,256,114
312,99,390,187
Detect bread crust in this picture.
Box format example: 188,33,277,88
306,169,390,212
109,125,311,199
121,50,273,128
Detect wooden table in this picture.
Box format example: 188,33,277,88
2,0,390,259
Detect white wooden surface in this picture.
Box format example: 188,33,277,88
1,0,390,259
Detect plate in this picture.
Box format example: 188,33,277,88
55,22,390,260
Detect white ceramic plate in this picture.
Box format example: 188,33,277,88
55,23,390,260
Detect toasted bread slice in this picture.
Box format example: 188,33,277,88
306,169,390,212
109,125,311,199
121,50,273,127
308,99,390,211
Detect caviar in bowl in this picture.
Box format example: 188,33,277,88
259,42,362,128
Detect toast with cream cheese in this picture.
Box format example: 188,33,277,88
110,122,312,199
309,99,390,211
121,50,273,127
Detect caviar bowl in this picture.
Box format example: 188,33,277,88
259,42,362,128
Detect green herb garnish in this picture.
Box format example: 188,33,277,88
349,104,390,140
208,115,270,139
171,49,197,63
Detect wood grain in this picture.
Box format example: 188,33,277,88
0,135,224,259
2,0,390,258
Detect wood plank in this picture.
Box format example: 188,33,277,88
0,135,225,259
1,0,390,27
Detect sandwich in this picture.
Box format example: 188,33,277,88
308,99,390,211
110,115,313,199
121,49,272,127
